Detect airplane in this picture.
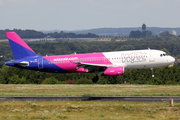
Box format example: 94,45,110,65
5,32,175,83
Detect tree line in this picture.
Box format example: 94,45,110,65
0,63,180,85
129,30,176,38
1,29,178,40
0,29,98,39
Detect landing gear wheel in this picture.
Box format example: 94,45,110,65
92,75,99,83
150,68,154,77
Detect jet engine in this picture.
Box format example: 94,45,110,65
101,67,124,76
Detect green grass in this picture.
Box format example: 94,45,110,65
0,101,179,120
0,84,180,96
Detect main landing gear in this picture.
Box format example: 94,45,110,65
92,75,99,83
92,71,99,83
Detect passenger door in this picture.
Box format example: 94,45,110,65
38,58,43,69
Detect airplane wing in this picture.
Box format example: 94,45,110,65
74,61,126,72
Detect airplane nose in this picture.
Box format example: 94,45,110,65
169,56,175,63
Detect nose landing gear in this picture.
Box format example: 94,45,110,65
150,68,154,77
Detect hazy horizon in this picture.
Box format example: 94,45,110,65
0,0,180,31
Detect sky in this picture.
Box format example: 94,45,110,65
0,0,180,31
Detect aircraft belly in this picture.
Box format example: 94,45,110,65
126,63,170,69
126,65,145,69
125,61,164,69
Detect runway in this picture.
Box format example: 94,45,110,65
0,96,180,102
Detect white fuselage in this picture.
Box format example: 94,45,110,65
103,49,175,70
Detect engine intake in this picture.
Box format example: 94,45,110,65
101,67,124,76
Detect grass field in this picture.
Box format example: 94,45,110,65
0,84,180,119
0,84,180,96
0,101,180,119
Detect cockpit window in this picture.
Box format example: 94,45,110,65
160,53,168,57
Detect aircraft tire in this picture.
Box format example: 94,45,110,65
92,75,99,83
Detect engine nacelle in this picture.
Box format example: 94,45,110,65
101,67,124,76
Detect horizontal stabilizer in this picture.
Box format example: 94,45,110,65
6,61,29,67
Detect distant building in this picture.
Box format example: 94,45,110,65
142,24,146,32
60,31,64,37
97,38,111,41
172,30,177,36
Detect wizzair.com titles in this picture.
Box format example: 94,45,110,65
54,57,78,61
